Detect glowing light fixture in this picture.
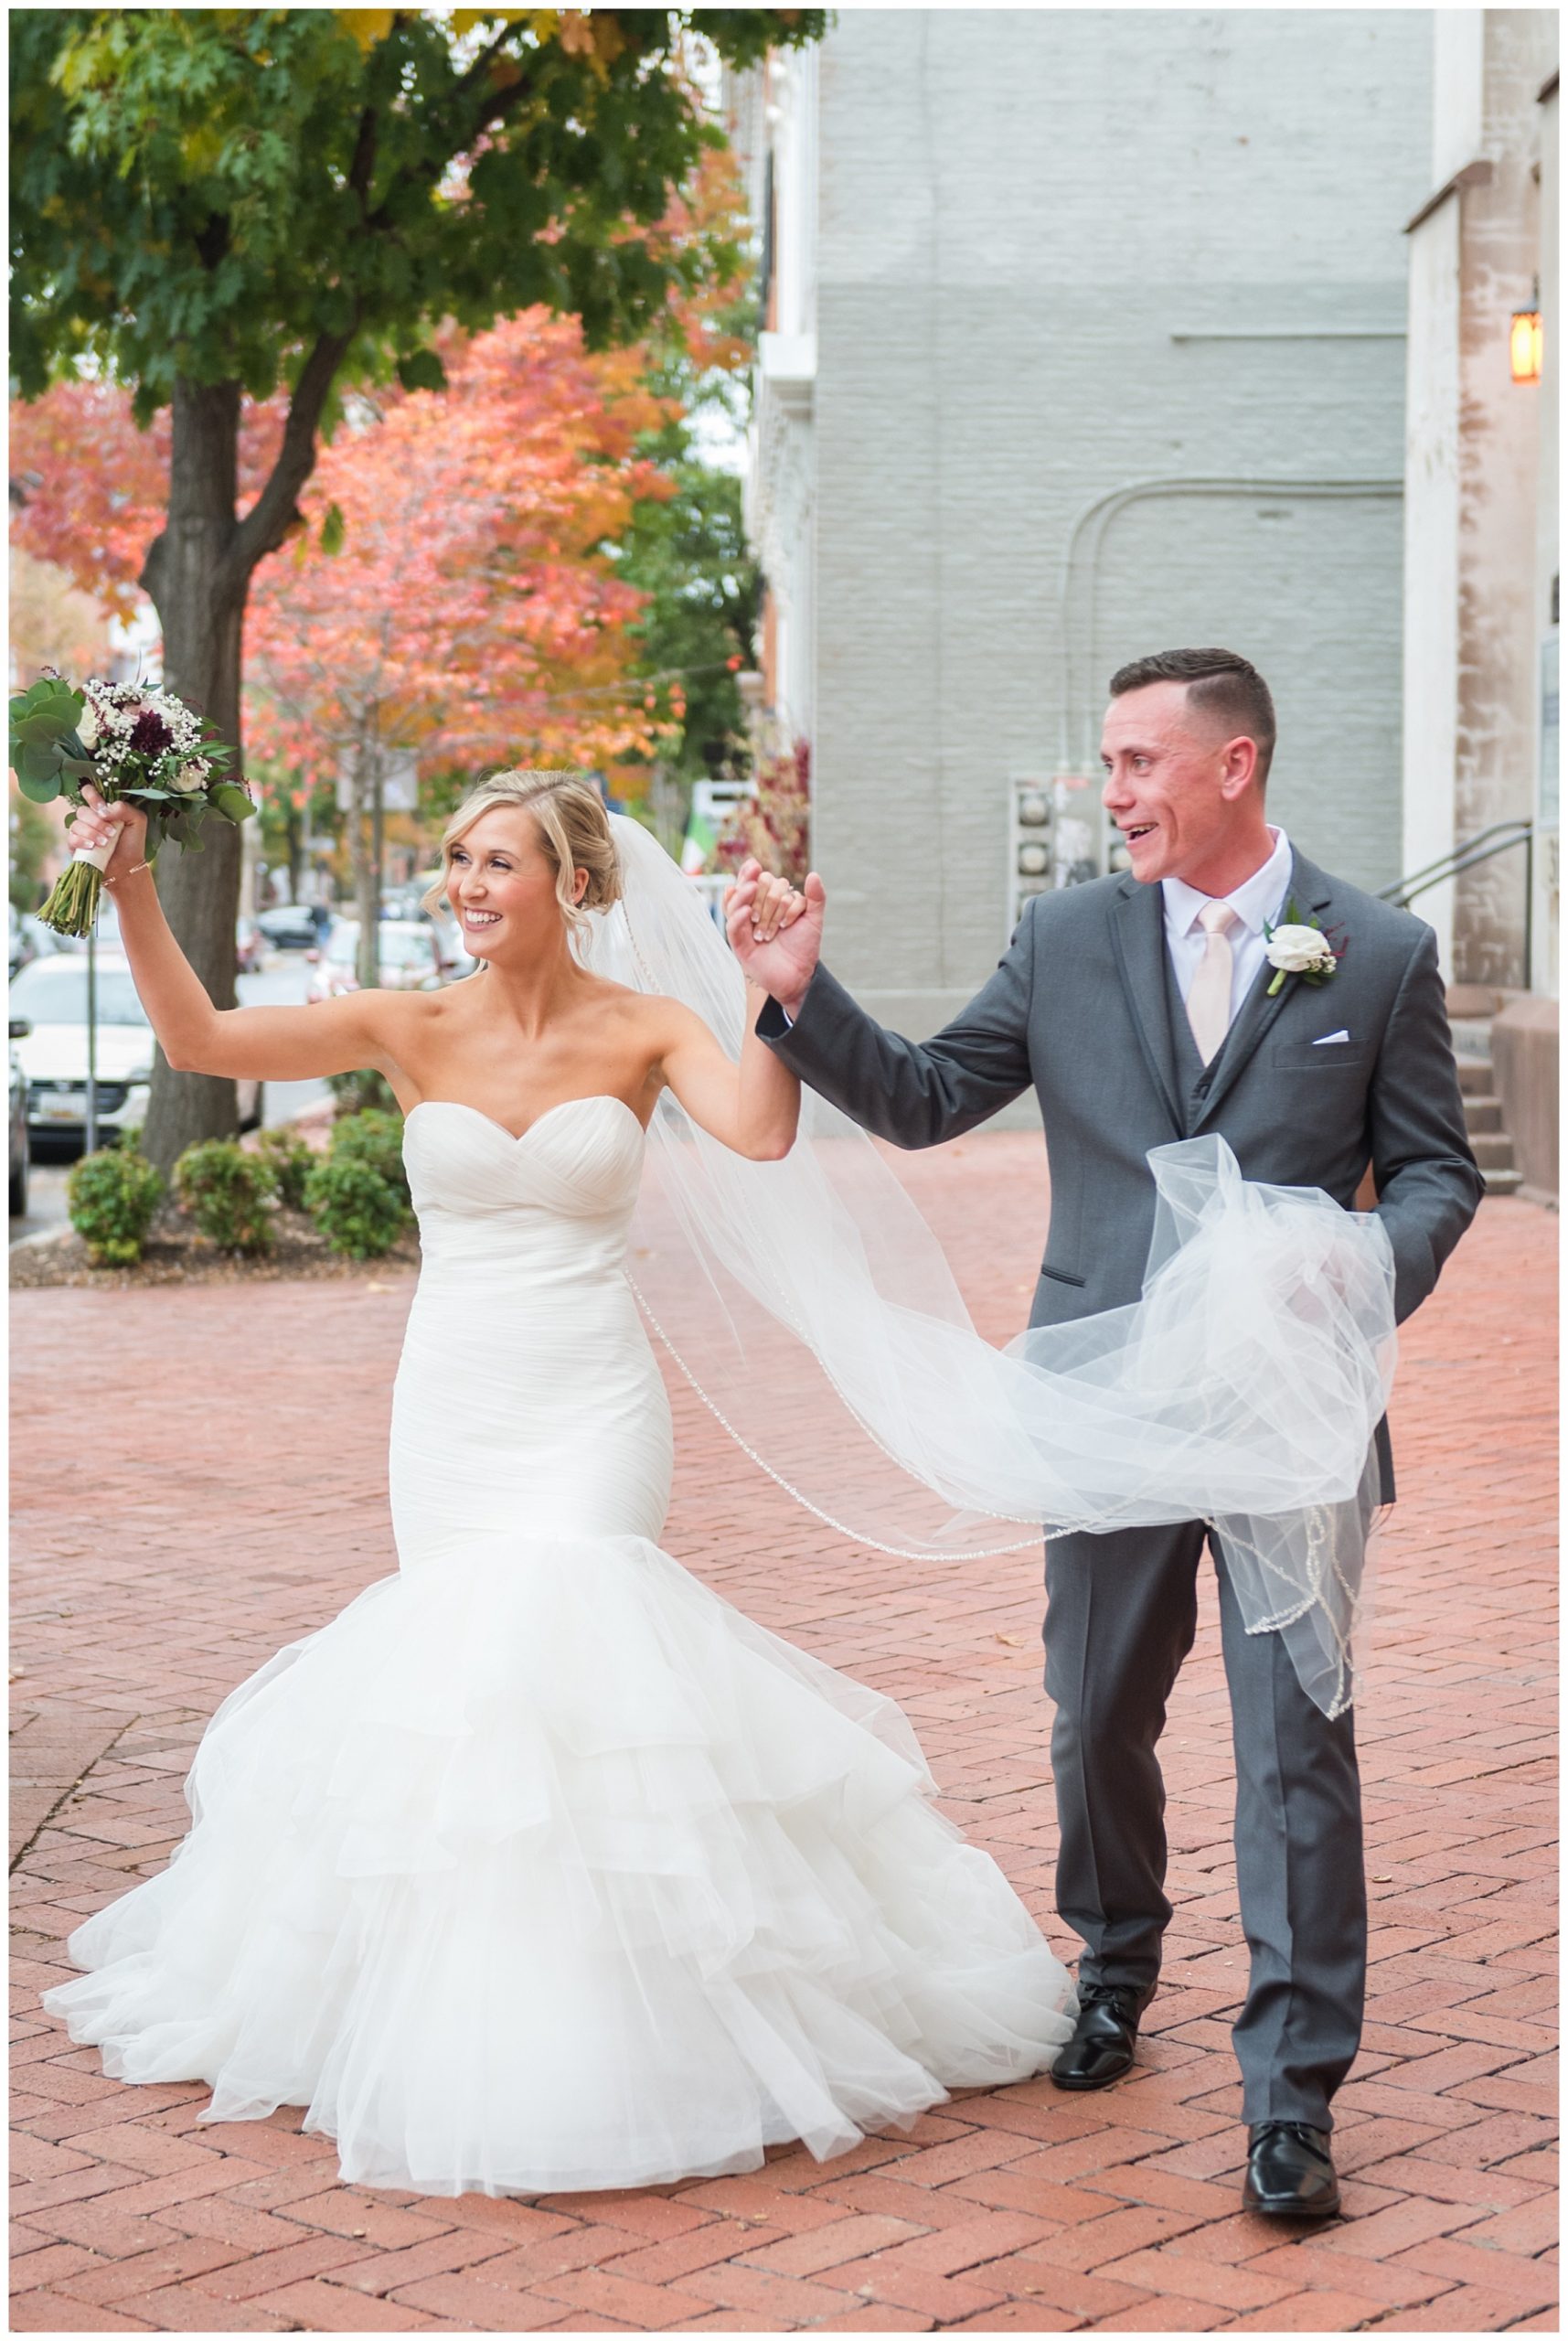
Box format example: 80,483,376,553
1510,306,1543,384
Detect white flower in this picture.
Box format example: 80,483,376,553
169,762,207,793
1264,923,1336,976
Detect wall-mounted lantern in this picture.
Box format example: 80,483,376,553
1511,288,1543,384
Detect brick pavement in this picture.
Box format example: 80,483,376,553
12,1136,1557,2334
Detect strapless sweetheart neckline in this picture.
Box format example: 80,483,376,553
407,1095,645,1147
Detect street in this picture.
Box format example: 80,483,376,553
9,950,332,1247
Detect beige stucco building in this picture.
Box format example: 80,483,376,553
1400,11,1557,1198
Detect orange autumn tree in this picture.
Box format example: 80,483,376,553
10,381,284,627
244,311,681,975
10,316,682,983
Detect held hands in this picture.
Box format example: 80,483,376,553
72,786,150,883
724,860,826,1017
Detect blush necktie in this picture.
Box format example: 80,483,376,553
1186,902,1238,1065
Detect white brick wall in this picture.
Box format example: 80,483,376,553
800,8,1433,1028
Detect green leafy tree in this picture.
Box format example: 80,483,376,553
619,453,757,789
612,148,759,817
11,5,822,1171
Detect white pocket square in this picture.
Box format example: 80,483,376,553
1313,1029,1351,1045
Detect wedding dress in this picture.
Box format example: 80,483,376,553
43,1096,1077,2198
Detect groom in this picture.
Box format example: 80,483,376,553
728,647,1483,2217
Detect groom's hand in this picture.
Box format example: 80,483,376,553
724,860,826,1018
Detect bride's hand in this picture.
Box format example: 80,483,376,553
71,785,149,882
724,861,825,1016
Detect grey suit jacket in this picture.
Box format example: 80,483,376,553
759,850,1485,1499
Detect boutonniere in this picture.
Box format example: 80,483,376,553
1263,899,1342,996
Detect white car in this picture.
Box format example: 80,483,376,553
305,918,443,1001
8,952,261,1149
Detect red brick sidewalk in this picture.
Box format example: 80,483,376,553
12,1139,1557,2334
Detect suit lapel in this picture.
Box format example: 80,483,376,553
1194,850,1338,1128
1109,877,1183,1137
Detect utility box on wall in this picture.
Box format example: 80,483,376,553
1007,773,1115,938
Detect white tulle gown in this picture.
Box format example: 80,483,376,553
44,1096,1075,2197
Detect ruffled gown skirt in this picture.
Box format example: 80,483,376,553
43,1099,1075,2196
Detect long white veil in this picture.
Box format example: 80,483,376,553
583,815,1395,1718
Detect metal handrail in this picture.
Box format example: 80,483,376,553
1378,818,1534,989
1378,819,1533,906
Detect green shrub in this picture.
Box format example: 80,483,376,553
253,1126,315,1212
329,1106,410,1208
174,1138,277,1255
304,1153,409,1259
67,1147,164,1267
325,1066,400,1115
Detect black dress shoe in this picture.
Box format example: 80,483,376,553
1243,2122,1341,2218
1050,1983,1143,2090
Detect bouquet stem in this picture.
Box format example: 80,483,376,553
37,839,113,939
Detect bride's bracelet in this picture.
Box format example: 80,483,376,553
103,861,153,887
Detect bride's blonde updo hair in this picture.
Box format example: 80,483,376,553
424,769,621,932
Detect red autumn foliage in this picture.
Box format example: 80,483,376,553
717,739,811,884
9,384,283,625
245,311,682,782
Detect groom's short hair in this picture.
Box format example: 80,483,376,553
1108,647,1276,785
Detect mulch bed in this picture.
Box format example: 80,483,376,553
10,1203,419,1289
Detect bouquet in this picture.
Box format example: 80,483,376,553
8,672,256,938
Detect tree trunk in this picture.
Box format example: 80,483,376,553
141,379,246,1176
133,326,353,1172
283,786,304,903
356,754,383,992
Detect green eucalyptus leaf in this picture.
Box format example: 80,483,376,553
13,744,61,786
16,769,62,805
13,711,73,751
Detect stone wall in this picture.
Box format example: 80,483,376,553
1492,994,1559,1201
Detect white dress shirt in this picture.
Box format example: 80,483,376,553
1161,826,1294,1034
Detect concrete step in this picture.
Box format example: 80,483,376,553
1449,1046,1526,1198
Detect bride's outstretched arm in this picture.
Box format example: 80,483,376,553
69,787,408,1085
649,989,800,1161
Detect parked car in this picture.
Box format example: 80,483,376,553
305,918,443,1001
236,915,266,975
8,1017,29,1218
8,952,261,1150
256,903,320,951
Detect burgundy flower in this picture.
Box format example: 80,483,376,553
127,710,174,760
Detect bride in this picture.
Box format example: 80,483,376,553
42,767,1082,2197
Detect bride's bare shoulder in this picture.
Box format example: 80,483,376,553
587,977,676,1024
